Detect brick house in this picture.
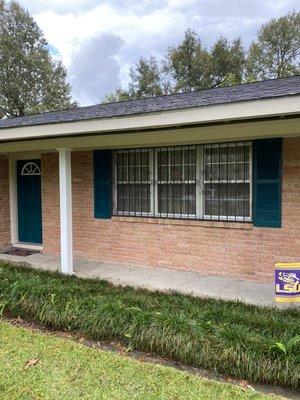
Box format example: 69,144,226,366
0,76,299,283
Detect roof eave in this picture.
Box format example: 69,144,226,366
0,95,299,143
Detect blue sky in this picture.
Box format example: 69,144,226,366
20,0,299,105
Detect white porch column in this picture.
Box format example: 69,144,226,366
58,148,73,274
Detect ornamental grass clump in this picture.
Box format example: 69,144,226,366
0,262,299,390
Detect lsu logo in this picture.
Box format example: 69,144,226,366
275,263,300,303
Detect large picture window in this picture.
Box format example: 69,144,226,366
113,142,251,221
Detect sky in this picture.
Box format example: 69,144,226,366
19,0,298,106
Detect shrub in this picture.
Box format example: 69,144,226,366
0,262,299,389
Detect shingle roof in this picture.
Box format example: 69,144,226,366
0,76,299,130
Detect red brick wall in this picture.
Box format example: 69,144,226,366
41,137,300,282
0,156,11,249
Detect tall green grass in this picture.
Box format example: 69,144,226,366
0,262,299,389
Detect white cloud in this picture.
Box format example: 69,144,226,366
33,3,180,65
21,0,100,14
69,33,124,105
19,0,299,105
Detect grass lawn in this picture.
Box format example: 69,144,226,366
0,262,299,390
0,319,286,400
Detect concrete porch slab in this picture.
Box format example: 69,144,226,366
0,252,285,307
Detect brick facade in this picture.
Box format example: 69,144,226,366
40,137,300,283
0,156,10,249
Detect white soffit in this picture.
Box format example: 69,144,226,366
0,96,299,142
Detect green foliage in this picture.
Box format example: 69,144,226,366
210,37,245,87
104,56,166,103
106,12,300,102
0,320,282,400
107,30,246,101
269,335,300,358
166,32,245,92
103,88,132,103
0,262,299,389
165,29,212,92
246,11,300,80
128,56,164,99
0,0,76,117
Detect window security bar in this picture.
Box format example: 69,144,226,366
112,142,252,222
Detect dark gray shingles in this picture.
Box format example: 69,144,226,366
0,76,299,130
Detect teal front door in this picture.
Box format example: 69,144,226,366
17,160,42,244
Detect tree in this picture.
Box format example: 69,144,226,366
128,56,164,99
247,11,300,80
210,37,245,87
104,12,300,103
104,88,132,103
0,0,75,118
105,32,246,102
104,56,165,103
165,29,211,92
160,31,245,93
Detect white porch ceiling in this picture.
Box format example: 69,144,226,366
0,115,299,154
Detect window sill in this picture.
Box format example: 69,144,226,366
111,216,253,230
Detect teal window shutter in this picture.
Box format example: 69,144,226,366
253,138,282,228
93,150,112,219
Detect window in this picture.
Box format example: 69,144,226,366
21,162,41,176
204,143,251,220
115,149,152,215
113,142,251,221
156,146,196,217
